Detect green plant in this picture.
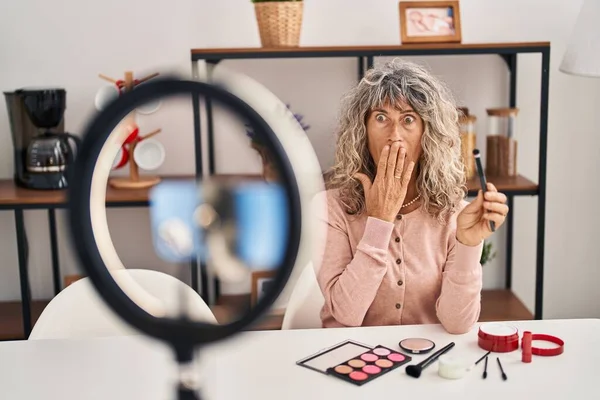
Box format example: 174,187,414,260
480,241,497,266
251,0,302,3
245,104,309,143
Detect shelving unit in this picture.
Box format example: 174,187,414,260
190,41,550,320
0,41,550,340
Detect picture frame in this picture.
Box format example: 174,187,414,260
250,270,277,306
399,1,462,44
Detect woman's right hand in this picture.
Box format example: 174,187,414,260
354,142,415,223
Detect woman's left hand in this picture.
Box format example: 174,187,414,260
456,182,509,247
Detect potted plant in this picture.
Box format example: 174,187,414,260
252,0,304,48
480,241,497,266
246,104,309,182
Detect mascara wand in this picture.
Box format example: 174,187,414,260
482,355,488,379
497,357,507,381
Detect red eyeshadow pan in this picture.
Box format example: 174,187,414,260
349,371,368,381
360,353,378,362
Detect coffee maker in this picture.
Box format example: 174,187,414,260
4,88,81,190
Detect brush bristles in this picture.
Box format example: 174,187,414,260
405,365,422,378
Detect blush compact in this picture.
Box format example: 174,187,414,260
297,340,412,386
399,338,436,354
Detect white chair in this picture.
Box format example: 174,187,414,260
29,269,217,340
281,262,325,330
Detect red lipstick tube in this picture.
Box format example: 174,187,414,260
522,331,532,363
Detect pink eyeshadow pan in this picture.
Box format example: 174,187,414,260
387,353,406,362
362,365,381,374
373,348,391,356
360,353,378,362
349,371,368,381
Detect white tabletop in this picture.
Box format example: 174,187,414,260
0,318,597,399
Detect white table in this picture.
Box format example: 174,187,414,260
0,318,596,399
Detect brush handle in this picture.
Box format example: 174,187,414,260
473,153,495,232
417,342,455,370
482,355,488,379
475,350,491,365
474,156,487,190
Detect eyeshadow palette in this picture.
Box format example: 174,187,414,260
297,340,374,375
297,340,412,386
327,345,412,386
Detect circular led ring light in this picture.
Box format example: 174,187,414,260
67,75,313,357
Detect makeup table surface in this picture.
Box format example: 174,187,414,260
0,318,595,399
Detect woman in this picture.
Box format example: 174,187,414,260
314,59,509,334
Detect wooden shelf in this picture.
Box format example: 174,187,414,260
191,42,550,60
0,290,530,339
0,175,262,208
479,289,533,321
0,300,49,340
0,172,537,208
466,174,538,196
0,178,155,207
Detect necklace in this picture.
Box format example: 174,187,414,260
401,194,421,209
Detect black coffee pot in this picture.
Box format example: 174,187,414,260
26,131,80,174
4,87,81,189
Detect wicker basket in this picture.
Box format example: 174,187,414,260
254,2,303,48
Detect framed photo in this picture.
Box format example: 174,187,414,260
250,270,276,306
399,1,462,44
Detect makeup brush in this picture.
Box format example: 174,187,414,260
474,350,491,366
406,342,455,378
473,149,495,232
482,355,488,379
459,350,492,375
497,357,507,381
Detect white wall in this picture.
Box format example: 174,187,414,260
0,0,598,319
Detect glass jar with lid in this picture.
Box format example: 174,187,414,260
459,113,477,180
485,108,518,177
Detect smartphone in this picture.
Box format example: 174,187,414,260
148,179,289,271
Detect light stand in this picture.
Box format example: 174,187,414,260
67,72,324,399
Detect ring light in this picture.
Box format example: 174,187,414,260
67,70,325,399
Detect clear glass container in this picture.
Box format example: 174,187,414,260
459,113,477,179
485,108,519,177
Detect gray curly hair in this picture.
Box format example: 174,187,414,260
328,58,467,223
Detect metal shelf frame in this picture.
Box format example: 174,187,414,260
189,42,550,319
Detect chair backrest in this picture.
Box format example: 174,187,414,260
29,269,217,340
281,262,324,330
